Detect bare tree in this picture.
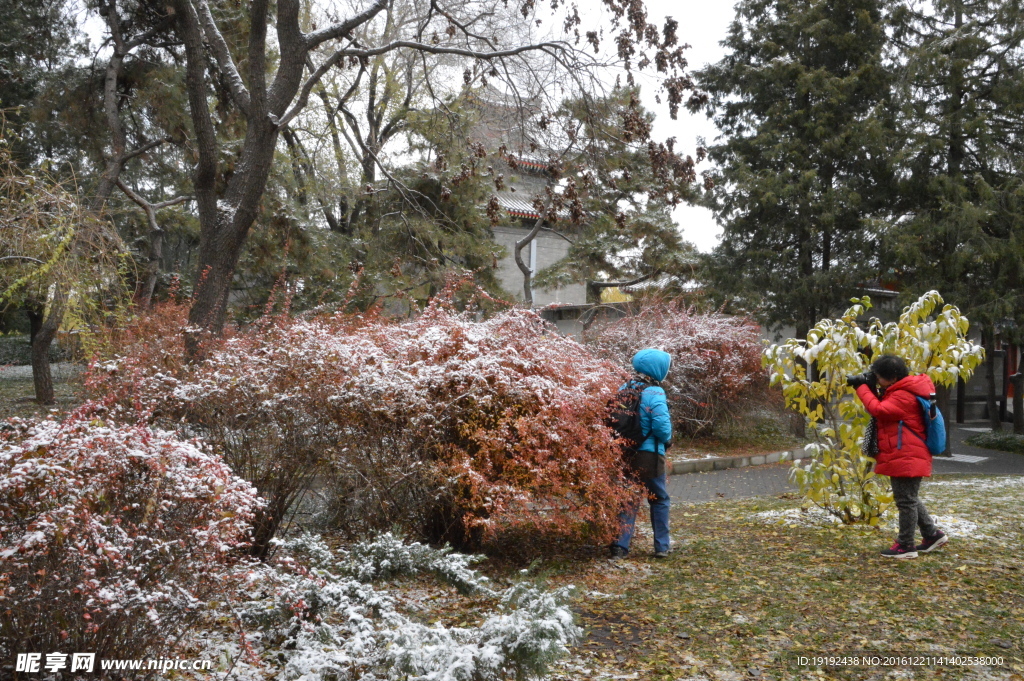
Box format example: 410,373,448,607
122,0,696,347
94,0,193,309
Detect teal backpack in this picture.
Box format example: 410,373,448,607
906,393,946,456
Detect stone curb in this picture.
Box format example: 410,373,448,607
670,448,811,476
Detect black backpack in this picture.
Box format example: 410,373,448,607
606,379,651,449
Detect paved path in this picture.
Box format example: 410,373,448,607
667,462,795,503
0,363,81,382
668,422,1024,505
936,422,1024,475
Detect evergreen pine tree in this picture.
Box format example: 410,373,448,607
533,87,700,300
886,0,1024,429
692,0,895,336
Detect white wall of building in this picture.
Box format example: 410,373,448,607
491,225,587,306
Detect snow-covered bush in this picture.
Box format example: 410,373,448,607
314,302,634,553
88,288,636,555
0,413,261,664
587,298,767,437
337,532,491,594
230,533,580,681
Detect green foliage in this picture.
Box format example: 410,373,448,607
532,87,699,294
885,0,1024,335
0,0,89,165
0,121,129,358
964,431,1024,455
692,0,895,331
764,290,985,524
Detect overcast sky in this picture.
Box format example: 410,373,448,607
633,0,737,253
77,0,737,252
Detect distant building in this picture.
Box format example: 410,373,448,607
488,158,586,306
464,88,587,306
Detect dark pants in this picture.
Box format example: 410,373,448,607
890,476,938,548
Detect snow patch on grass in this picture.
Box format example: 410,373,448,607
752,507,842,527
929,476,1024,491
929,515,990,540
586,591,622,600
751,476,1024,540
753,506,994,539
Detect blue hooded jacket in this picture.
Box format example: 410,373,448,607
623,349,673,456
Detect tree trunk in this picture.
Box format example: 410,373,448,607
174,0,301,341
185,214,251,352
956,376,966,423
94,42,127,209
790,322,809,438
1013,372,1024,435
984,329,1002,431
138,226,163,309
947,3,965,179
999,341,1009,422
184,106,281,342
27,290,66,405
514,218,544,307
27,302,43,346
30,338,56,406
28,293,69,406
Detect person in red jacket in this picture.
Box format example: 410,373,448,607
848,354,949,559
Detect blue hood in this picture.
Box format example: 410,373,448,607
632,348,672,382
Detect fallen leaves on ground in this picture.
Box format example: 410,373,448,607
540,474,1024,681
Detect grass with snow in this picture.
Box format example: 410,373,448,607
541,474,1024,681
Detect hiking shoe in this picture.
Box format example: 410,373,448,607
880,542,918,559
653,550,669,559
609,545,628,559
915,530,948,553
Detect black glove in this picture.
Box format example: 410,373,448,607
846,371,876,389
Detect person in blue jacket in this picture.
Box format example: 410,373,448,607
610,348,673,559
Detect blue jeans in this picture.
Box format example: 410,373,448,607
612,472,671,554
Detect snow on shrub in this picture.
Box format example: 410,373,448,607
587,299,767,437
86,301,368,558
88,289,637,555
0,413,261,665
338,532,492,594
226,533,580,681
316,302,634,552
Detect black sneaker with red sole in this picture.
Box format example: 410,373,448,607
915,531,948,553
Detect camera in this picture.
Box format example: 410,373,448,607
846,371,876,389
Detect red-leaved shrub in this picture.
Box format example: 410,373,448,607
587,299,767,437
318,303,635,553
87,293,637,555
0,413,261,664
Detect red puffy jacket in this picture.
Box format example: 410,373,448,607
856,374,936,478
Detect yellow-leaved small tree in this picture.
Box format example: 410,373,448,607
764,291,985,524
